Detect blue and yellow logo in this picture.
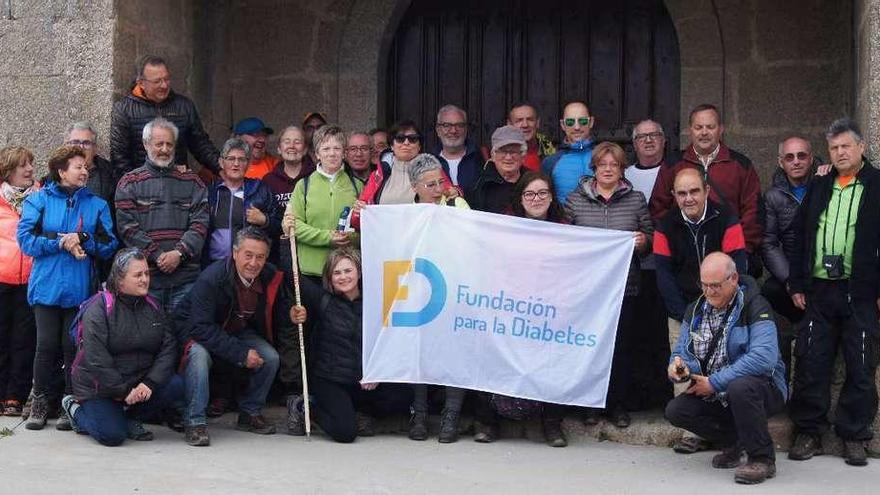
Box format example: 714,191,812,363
382,258,447,327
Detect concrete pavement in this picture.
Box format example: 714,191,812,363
1,414,877,495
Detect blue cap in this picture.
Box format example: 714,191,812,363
233,117,274,135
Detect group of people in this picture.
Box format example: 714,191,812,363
0,54,877,485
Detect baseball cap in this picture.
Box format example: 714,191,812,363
491,125,526,151
233,117,274,135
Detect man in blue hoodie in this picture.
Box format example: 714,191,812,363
542,101,595,203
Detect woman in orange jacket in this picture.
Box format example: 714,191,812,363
0,146,40,416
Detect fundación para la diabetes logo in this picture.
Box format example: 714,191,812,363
382,258,446,327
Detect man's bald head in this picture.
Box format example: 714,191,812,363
673,167,707,190
673,168,709,222
700,252,739,308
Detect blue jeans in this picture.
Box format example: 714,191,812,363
73,375,185,446
149,282,194,315
183,334,280,427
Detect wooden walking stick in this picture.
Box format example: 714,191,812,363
288,234,312,438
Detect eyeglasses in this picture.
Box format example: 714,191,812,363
66,140,95,148
634,131,664,142
142,77,171,86
393,134,421,144
223,156,249,164
781,152,810,162
436,122,467,131
522,189,551,201
563,117,592,127
495,148,522,158
347,145,371,153
700,273,733,291
419,178,447,189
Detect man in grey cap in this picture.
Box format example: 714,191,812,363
467,125,528,213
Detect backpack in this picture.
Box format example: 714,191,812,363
68,290,161,347
301,170,361,216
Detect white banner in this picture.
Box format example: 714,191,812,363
361,204,634,407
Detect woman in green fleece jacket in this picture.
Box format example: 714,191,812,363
282,125,362,282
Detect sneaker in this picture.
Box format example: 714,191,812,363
286,395,305,436
206,398,232,418
582,408,602,426
236,413,276,435
355,412,375,437
126,420,154,441
184,425,211,446
608,406,631,429
672,435,711,454
543,419,568,448
712,445,744,469
2,399,23,416
734,459,776,484
473,421,498,443
844,440,868,467
788,434,822,460
408,410,428,441
55,407,73,431
438,410,461,444
25,394,48,430
60,395,82,434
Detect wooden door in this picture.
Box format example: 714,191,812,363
384,0,680,154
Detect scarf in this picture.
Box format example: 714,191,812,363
1,181,38,215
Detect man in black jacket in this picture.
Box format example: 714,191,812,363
788,118,880,467
110,55,219,178
174,227,297,446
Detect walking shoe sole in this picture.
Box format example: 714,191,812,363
735,471,775,485
236,424,276,435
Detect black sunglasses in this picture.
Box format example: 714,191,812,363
393,134,421,144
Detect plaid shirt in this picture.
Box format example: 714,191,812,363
691,300,733,404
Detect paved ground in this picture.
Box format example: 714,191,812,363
1,415,877,494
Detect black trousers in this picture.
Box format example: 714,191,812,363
32,305,77,398
605,296,638,409
665,375,785,460
0,284,36,401
761,276,803,383
311,376,413,443
790,279,879,441
629,270,672,409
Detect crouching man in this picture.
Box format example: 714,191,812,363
665,252,788,485
174,226,297,446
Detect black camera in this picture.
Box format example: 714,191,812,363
823,254,844,278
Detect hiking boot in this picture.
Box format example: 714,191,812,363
185,425,211,446
126,420,154,441
286,395,305,436
438,410,461,444
712,445,744,468
60,395,82,434
355,412,375,437
408,410,428,441
206,398,232,418
3,399,23,416
582,408,602,426
21,391,33,420
236,413,276,435
734,459,776,484
25,394,48,430
788,434,822,460
672,435,711,454
608,406,631,428
55,407,72,431
473,421,498,443
844,440,868,467
543,419,567,448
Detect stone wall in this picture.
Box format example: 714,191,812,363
0,0,115,165
666,0,853,185
856,0,880,158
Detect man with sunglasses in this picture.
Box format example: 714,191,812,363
541,101,595,203
433,105,482,191
760,137,815,382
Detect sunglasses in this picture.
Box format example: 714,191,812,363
563,117,592,127
781,152,810,162
393,134,421,144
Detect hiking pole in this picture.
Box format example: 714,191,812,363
288,234,312,439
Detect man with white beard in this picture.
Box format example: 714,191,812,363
432,105,482,191
115,117,209,313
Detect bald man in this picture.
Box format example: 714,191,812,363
665,252,787,485
541,101,596,202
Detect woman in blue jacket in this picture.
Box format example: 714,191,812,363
16,146,118,431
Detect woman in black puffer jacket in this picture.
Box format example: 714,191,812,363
64,248,182,446
291,248,412,443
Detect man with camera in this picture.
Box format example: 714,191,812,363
788,118,880,467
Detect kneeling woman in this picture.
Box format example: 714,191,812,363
63,248,183,446
291,248,412,443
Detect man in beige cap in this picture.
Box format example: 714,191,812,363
467,125,528,213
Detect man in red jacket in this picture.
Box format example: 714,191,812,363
649,104,763,262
